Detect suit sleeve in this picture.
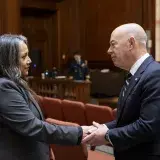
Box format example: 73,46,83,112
0,81,82,145
105,120,117,129
108,70,160,151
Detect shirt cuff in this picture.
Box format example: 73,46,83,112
103,124,113,146
106,130,113,146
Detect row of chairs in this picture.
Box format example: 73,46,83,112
38,96,116,126
37,96,116,160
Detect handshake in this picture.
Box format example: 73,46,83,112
81,121,111,146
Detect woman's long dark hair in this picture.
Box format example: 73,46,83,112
0,34,37,102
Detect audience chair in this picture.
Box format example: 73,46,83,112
36,95,47,118
43,97,64,120
85,103,114,151
46,118,88,160
61,99,87,125
46,118,115,160
85,103,114,125
112,108,117,120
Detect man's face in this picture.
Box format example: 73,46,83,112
74,54,81,62
107,31,130,70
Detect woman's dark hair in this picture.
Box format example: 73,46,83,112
0,34,36,101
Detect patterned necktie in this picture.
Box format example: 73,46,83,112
122,73,132,97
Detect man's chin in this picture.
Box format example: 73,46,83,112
113,61,118,67
113,63,123,69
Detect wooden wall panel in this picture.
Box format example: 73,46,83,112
5,0,21,33
142,0,155,56
84,0,143,66
0,0,21,34
56,0,82,68
57,0,155,69
0,1,6,34
0,0,155,71
21,0,56,10
21,8,57,75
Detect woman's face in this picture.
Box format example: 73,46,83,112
19,41,31,77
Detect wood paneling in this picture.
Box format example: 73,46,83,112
82,0,143,66
0,0,155,72
57,0,155,69
0,0,21,34
142,0,155,56
21,0,56,11
56,0,82,68
0,1,6,34
21,8,58,75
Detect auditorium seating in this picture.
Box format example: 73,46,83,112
85,103,114,125
46,118,88,160
37,95,116,160
61,99,87,125
43,97,64,120
38,96,115,125
112,108,117,120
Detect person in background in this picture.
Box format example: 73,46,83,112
68,51,90,80
0,34,89,160
82,23,160,160
51,66,58,78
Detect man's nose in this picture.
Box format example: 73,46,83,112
107,47,112,55
28,57,32,64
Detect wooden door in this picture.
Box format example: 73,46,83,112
21,8,58,76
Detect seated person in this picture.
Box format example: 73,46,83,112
68,51,89,80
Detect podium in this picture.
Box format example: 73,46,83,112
28,77,91,103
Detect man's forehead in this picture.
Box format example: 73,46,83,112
110,32,119,43
110,29,127,42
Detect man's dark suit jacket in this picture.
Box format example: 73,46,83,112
0,78,82,160
106,56,160,159
69,60,89,80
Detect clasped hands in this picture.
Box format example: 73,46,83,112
81,121,110,146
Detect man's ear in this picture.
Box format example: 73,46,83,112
128,37,135,50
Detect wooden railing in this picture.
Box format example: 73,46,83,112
28,77,91,103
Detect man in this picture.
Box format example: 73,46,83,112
82,23,160,160
69,51,89,80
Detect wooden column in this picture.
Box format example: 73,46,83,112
0,0,21,34
142,0,155,56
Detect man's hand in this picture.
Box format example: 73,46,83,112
82,121,109,146
81,125,98,139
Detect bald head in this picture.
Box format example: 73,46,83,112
112,23,147,46
108,23,148,71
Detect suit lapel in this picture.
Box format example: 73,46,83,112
117,56,154,122
21,88,44,120
116,86,124,118
30,95,44,120
117,75,140,120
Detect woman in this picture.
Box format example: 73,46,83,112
0,34,83,160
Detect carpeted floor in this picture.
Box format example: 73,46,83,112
88,150,115,160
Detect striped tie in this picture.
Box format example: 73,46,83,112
122,73,132,97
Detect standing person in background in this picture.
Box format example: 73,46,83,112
82,23,160,160
0,34,88,160
69,51,90,80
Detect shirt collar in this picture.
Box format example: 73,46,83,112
130,53,150,76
